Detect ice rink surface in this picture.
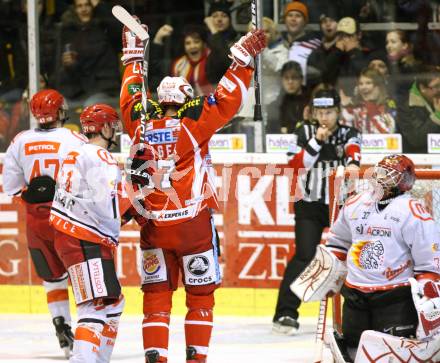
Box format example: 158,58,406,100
0,314,316,362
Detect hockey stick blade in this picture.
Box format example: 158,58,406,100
112,5,149,41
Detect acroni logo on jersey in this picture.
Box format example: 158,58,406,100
366,226,391,237
145,128,178,145
143,251,161,275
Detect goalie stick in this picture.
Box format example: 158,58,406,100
314,165,345,363
112,5,150,145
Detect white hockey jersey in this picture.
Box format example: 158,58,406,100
50,144,121,247
2,128,87,195
326,191,440,292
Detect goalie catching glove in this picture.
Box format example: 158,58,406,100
121,16,148,65
409,277,440,340
229,29,266,68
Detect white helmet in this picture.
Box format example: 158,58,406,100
157,76,194,106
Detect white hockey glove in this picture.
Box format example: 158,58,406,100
409,277,440,340
121,16,148,65
290,245,347,302
229,29,266,68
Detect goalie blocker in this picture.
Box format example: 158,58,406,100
290,245,347,302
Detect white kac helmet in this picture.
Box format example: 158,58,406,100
157,76,194,106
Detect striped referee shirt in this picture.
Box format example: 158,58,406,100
288,121,361,205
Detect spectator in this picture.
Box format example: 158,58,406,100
266,61,309,134
386,29,424,101
171,25,215,96
321,17,371,102
150,24,174,91
283,1,321,84
0,25,27,104
368,58,390,78
205,1,240,85
342,68,397,133
397,70,440,153
307,13,339,88
55,0,120,116
258,17,285,104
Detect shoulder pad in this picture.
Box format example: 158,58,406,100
177,96,205,120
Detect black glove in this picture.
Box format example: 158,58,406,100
125,146,156,187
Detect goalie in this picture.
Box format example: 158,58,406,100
292,154,440,362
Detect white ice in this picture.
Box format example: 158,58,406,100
0,314,316,362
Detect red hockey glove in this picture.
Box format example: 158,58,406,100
229,29,267,67
121,16,148,65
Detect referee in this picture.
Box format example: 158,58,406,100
273,85,361,334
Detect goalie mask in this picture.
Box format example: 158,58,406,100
157,76,194,106
30,89,68,125
373,154,415,193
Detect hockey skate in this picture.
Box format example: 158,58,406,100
272,316,300,335
186,346,206,362
52,316,74,358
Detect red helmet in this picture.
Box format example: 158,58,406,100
80,104,121,134
30,89,67,124
374,154,416,192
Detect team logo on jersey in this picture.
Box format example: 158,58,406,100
143,251,161,275
187,256,210,276
127,83,142,95
432,243,440,252
366,226,391,237
351,240,384,270
145,128,178,145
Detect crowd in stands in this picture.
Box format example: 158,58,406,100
0,0,440,153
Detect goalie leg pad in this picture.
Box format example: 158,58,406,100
355,330,440,363
290,245,347,302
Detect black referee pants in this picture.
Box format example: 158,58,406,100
273,201,329,321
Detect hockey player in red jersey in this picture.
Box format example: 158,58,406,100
2,89,88,357
50,104,125,363
120,19,266,363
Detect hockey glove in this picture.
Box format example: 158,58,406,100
229,29,267,67
410,277,440,340
125,147,155,187
121,16,148,65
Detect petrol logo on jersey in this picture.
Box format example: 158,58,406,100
351,240,385,270
25,141,60,155
143,251,161,275
145,128,178,145
187,256,210,276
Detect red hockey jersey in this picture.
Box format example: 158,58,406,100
120,61,253,226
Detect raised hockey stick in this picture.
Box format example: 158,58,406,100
251,0,265,149
313,166,345,363
112,5,150,145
